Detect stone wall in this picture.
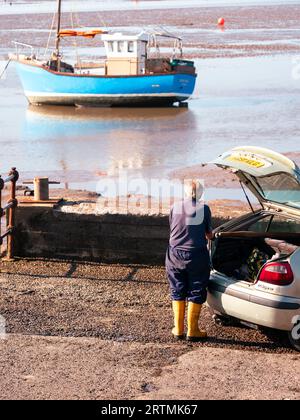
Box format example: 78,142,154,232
14,205,229,265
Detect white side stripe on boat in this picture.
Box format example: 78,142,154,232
25,92,190,98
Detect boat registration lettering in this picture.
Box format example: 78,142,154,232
228,155,266,168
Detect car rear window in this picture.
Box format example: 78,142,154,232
254,173,300,209
248,215,300,234
270,215,300,234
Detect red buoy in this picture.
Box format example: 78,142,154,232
218,17,225,26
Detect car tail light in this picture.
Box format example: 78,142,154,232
258,262,294,286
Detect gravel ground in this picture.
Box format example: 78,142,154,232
0,259,295,350
0,259,298,400
138,347,300,401
0,334,182,400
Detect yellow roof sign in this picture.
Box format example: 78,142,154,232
228,155,266,169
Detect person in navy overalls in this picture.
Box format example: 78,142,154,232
166,181,214,341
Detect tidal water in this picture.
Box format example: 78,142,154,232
0,54,299,198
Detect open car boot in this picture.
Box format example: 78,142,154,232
212,232,300,283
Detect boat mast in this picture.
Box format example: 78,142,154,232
55,0,62,67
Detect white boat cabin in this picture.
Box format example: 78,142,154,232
102,32,149,76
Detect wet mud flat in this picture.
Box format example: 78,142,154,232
1,4,300,58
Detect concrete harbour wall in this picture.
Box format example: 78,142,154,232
14,205,229,265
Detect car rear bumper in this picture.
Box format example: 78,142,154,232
208,280,300,331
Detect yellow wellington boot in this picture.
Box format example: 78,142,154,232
172,301,186,340
187,302,207,342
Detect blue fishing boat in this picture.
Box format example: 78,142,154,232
10,0,197,107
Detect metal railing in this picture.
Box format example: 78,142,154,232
0,168,19,260
12,41,39,61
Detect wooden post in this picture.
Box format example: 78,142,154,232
34,177,49,201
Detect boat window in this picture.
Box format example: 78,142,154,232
254,173,300,209
117,41,125,53
108,42,114,53
128,41,134,53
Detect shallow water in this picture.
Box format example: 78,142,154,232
0,53,299,200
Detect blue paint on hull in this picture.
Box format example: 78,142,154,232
16,62,197,106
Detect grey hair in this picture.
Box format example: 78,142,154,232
184,180,204,200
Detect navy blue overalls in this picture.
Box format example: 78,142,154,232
166,200,212,305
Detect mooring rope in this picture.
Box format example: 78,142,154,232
0,59,11,80
70,10,81,72
44,12,56,59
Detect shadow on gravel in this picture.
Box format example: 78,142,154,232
202,333,291,352
0,260,296,354
1,270,167,285
65,262,78,278
1,259,167,285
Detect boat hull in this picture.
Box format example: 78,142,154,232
16,62,197,107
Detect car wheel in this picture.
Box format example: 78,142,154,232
288,322,300,352
212,314,231,327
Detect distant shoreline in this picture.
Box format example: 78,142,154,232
1,3,300,60
1,0,300,16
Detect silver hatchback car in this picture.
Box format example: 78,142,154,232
207,146,300,351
